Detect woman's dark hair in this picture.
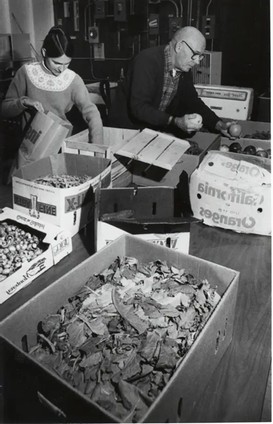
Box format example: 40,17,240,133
42,26,74,58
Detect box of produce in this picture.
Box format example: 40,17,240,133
235,119,270,139
220,137,271,159
12,153,111,236
189,151,271,235
0,234,239,423
0,207,72,304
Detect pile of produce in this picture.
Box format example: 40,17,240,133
185,140,202,155
33,174,92,188
29,256,220,422
220,142,271,158
243,130,271,140
0,221,45,281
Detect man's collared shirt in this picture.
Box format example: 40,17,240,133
159,44,182,112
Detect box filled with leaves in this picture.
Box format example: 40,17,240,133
0,235,239,423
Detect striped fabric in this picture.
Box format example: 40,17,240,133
159,44,181,112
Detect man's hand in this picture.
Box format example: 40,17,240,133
21,97,44,113
174,114,203,133
215,120,239,139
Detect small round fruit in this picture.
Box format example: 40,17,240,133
220,144,230,152
229,142,242,153
228,123,242,138
256,149,268,158
243,145,256,155
190,113,203,125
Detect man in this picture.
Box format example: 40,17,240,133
107,26,230,137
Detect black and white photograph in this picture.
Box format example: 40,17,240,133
0,0,271,423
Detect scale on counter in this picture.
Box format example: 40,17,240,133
195,84,254,120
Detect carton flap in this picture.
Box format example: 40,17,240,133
115,129,190,170
197,151,271,184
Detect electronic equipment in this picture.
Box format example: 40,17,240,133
192,51,222,85
195,84,254,120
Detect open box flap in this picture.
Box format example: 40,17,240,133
114,128,190,171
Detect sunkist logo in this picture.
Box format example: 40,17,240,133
24,126,43,144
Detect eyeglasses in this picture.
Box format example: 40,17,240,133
182,40,205,61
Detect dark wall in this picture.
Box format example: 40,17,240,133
53,0,270,94
206,0,270,94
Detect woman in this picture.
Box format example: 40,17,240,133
1,26,103,144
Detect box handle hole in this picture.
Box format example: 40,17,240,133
21,335,29,353
152,202,157,215
215,330,221,354
223,317,228,340
177,396,183,422
166,237,171,248
114,202,118,212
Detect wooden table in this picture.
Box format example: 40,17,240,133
189,222,271,422
0,184,271,422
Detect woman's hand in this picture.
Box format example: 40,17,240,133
21,97,44,113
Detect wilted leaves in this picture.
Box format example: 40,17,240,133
29,256,220,422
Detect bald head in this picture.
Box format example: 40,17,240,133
170,26,206,72
172,26,206,51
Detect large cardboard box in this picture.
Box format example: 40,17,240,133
189,151,271,235
0,234,239,423
0,207,72,304
95,185,191,252
220,136,271,154
96,220,190,253
12,153,111,236
235,119,270,139
112,129,221,188
62,127,140,160
110,130,220,219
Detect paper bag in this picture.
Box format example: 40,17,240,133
15,111,73,170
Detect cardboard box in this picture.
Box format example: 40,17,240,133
95,186,191,253
0,207,72,304
235,119,270,139
12,153,111,236
220,136,271,158
0,234,239,423
62,127,140,160
96,220,190,253
112,130,220,187
189,151,271,236
109,130,221,218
